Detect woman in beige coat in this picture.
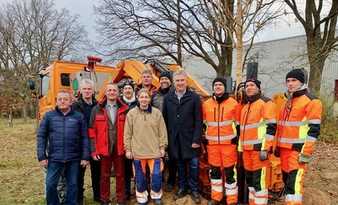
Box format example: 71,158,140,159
124,88,168,205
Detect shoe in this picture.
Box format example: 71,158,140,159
207,199,219,205
165,184,174,192
174,188,187,199
154,199,163,205
94,197,101,202
77,198,83,205
190,191,201,204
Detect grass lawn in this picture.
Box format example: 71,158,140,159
0,119,337,205
0,119,185,205
0,119,101,205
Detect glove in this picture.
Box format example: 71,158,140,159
259,150,268,161
299,153,311,163
274,147,280,157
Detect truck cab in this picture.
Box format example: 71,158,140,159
38,57,119,119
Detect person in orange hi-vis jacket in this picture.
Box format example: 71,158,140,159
275,69,322,205
202,77,239,205
239,79,277,205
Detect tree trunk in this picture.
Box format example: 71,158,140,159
22,103,27,122
226,32,233,80
235,38,243,85
235,0,243,86
308,56,325,95
307,35,326,95
176,0,182,66
8,108,13,127
216,63,229,77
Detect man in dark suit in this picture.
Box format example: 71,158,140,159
162,70,202,204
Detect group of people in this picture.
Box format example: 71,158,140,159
37,68,322,205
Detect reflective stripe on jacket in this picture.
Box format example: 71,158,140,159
277,89,322,156
202,96,239,145
239,96,276,151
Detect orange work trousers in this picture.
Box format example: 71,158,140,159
243,150,269,205
280,148,307,205
207,144,238,205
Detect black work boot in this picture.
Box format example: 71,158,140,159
175,188,187,199
190,191,201,204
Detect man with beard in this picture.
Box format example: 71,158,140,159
152,71,176,192
239,79,276,205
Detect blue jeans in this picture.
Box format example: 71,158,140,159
177,157,199,192
46,161,80,205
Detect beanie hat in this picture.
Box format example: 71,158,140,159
245,78,261,89
122,80,135,90
286,69,305,84
159,71,172,82
212,77,227,90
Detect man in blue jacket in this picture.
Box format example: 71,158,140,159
37,90,90,205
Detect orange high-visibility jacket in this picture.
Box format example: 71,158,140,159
239,95,277,152
277,89,322,156
202,96,239,145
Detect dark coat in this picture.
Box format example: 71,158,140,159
121,97,138,113
151,86,172,112
72,95,97,125
162,89,202,160
37,107,90,162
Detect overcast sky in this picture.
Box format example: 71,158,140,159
0,0,308,40
0,0,308,46
52,0,306,42
53,0,101,41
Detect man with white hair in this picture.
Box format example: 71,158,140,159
163,70,203,204
72,79,100,204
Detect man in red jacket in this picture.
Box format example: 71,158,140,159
88,83,128,205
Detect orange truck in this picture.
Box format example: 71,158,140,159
36,56,119,119
36,57,209,120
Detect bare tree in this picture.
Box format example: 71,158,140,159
96,0,180,63
284,0,338,94
0,0,87,119
214,0,284,85
96,0,234,76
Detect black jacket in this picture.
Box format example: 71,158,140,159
72,96,97,124
152,86,172,112
121,96,138,113
162,89,202,160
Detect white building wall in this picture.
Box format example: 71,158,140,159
183,34,338,100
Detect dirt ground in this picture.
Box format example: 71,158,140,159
0,119,337,205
